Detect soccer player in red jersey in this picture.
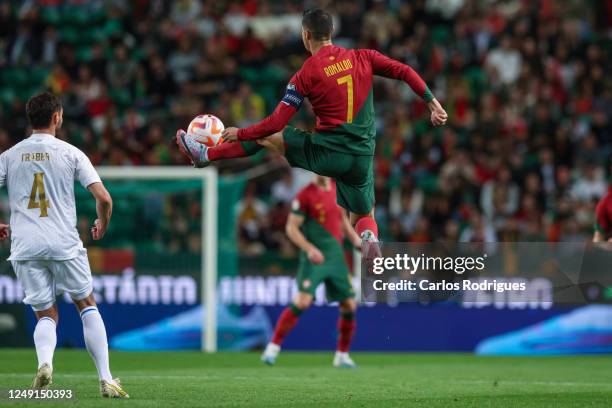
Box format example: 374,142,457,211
594,186,612,242
176,8,447,248
260,175,361,367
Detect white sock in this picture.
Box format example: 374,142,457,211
360,229,378,242
80,306,113,382
265,342,281,355
34,317,56,369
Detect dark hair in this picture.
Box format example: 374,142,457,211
302,8,333,41
25,92,62,129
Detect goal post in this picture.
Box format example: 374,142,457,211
96,166,218,353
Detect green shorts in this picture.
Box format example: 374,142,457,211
283,126,374,215
296,247,354,302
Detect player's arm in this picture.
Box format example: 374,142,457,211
87,182,112,240
594,200,610,243
593,221,611,243
74,149,110,240
366,50,447,126
286,213,324,264
0,223,8,240
342,210,361,249
0,153,8,240
223,100,298,143
223,73,307,142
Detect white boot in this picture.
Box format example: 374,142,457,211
261,343,281,366
333,351,357,368
361,230,381,260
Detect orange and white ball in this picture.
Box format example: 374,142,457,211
187,114,224,147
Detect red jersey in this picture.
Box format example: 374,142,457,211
595,186,612,238
237,44,433,155
291,181,344,247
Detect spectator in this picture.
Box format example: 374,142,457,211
485,35,522,85
389,178,424,236
235,183,268,256
271,172,300,205
460,212,497,243
170,0,202,26
106,45,137,90
480,165,519,221
168,35,199,84
571,164,607,204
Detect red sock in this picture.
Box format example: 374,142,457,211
208,141,263,161
208,142,246,161
271,306,301,346
337,314,356,352
355,216,378,239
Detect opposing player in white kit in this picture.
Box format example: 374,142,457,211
0,92,128,398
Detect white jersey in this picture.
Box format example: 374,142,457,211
0,133,101,260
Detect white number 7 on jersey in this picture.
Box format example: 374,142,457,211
28,173,50,217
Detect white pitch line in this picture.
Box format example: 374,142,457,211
0,373,292,381
3,374,610,387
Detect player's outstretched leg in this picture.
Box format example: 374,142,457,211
175,129,285,167
334,298,357,368
261,293,311,365
74,295,129,399
31,306,58,389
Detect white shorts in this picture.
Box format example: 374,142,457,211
11,252,93,311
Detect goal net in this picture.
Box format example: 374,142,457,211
93,167,219,352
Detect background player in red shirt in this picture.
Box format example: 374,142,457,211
261,175,361,367
594,185,612,242
176,8,447,249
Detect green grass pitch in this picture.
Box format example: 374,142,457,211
1,349,611,407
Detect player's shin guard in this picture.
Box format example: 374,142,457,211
80,306,113,382
33,317,57,369
337,312,356,352
208,141,264,161
271,304,303,346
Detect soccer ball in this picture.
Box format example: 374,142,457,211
187,114,224,147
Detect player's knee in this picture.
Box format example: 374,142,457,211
72,292,97,312
260,131,286,155
340,298,357,314
35,304,59,323
293,294,313,310
350,209,375,226
294,298,312,310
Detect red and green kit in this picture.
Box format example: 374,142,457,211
237,44,434,214
291,181,354,302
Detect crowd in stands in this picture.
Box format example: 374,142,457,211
0,0,611,253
